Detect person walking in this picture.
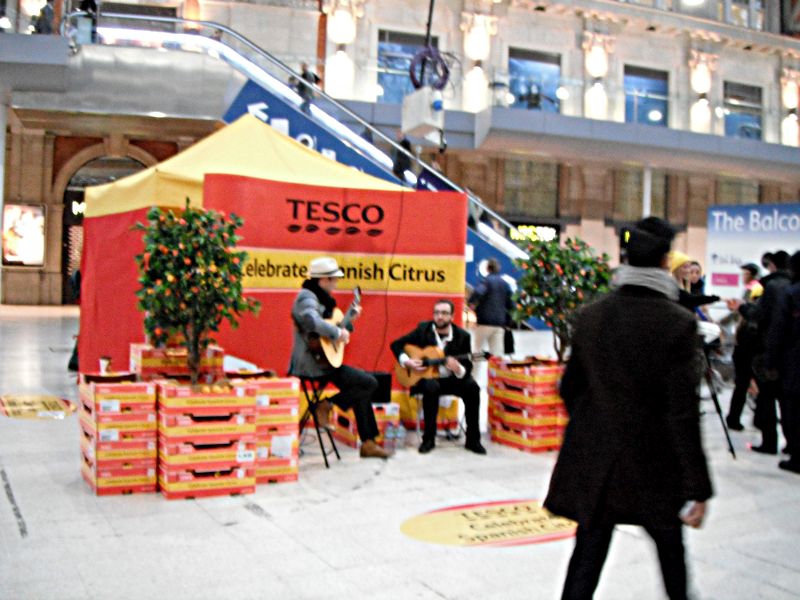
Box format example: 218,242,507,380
468,257,512,358
767,251,800,474
545,216,713,600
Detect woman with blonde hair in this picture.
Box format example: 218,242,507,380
670,251,719,313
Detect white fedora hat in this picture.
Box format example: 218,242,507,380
308,257,345,278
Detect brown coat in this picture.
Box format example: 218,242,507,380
544,285,713,529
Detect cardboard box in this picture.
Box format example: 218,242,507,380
80,432,156,466
157,381,258,414
488,381,563,410
396,391,460,432
79,379,156,414
159,438,258,470
130,343,224,381
157,464,255,500
488,402,569,432
79,405,157,440
489,422,565,453
81,453,156,495
330,403,400,449
157,409,257,443
488,357,564,393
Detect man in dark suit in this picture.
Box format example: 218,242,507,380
545,217,713,600
390,299,485,455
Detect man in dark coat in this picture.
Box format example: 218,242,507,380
390,299,485,455
545,217,713,600
468,257,513,357
767,250,800,474
737,250,792,453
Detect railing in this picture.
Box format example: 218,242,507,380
60,10,524,257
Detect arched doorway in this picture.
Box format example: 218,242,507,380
61,156,147,303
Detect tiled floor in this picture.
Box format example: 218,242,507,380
0,305,798,600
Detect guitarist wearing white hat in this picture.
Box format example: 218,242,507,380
391,299,487,455
289,256,390,459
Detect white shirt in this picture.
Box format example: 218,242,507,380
399,324,466,379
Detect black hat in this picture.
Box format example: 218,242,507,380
626,217,675,268
740,263,759,277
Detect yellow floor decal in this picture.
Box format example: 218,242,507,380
401,499,576,548
0,395,75,420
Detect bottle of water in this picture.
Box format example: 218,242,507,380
395,424,407,450
382,424,396,453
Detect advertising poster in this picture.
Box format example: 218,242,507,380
706,203,800,298
2,204,46,267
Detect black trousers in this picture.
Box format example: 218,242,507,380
783,392,800,459
727,343,754,426
562,522,687,600
412,376,480,444
754,378,788,451
323,365,379,442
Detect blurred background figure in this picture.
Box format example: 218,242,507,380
689,261,705,295
468,257,512,358
725,263,763,431
766,250,800,474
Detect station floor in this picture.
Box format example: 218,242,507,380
0,305,798,600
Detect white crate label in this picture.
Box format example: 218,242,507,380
291,407,298,416
290,459,297,468
256,394,270,407
270,435,294,458
147,385,155,395
99,400,121,413
100,429,119,442
236,387,245,397
238,441,246,450
147,414,156,422
85,446,95,458
237,450,255,463
236,415,245,425
147,468,155,477
236,468,245,479
257,447,269,459
147,441,156,450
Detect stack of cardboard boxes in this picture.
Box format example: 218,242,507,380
488,357,568,453
157,382,258,499
79,378,157,495
130,343,224,382
233,377,301,484
331,402,401,449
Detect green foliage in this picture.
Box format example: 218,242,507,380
134,200,260,383
512,238,612,361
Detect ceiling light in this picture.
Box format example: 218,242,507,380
647,109,663,122
555,86,569,100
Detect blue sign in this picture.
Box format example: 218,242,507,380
224,80,401,185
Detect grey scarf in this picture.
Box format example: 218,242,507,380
613,264,679,301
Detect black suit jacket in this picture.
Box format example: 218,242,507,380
390,321,473,379
544,285,713,529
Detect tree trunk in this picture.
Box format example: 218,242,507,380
186,325,201,385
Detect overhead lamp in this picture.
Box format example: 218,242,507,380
689,51,715,95
584,80,607,120
781,69,799,110
647,109,663,122
555,86,570,101
461,13,498,62
781,110,799,147
690,96,711,133
682,0,706,6
463,62,489,113
322,0,365,46
0,16,11,30
583,32,613,79
325,47,355,99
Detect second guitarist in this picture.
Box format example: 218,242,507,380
289,257,390,459
390,299,486,455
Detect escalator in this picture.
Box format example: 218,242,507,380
61,11,528,291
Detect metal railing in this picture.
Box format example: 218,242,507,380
60,10,524,255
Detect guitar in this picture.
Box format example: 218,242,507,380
394,344,491,388
307,286,362,369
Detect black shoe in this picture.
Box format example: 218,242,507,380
778,460,800,474
465,440,487,455
725,419,744,432
418,440,435,454
750,444,778,455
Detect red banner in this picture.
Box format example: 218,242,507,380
204,175,467,376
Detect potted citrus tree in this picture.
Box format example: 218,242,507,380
134,200,260,384
512,238,611,362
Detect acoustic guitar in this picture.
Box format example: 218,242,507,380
307,286,362,369
394,344,490,388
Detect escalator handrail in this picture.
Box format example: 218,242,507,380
60,10,521,241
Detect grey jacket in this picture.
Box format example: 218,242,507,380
288,288,354,378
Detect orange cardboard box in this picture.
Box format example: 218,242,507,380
79,379,156,414
79,405,157,441
158,409,257,443
487,381,563,410
488,357,564,393
81,453,156,496
159,438,258,470
489,422,565,453
488,402,568,432
158,464,255,500
130,343,224,381
157,381,258,414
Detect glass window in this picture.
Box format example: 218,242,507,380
723,81,762,140
503,159,558,218
613,169,667,222
508,49,562,112
716,177,760,205
624,66,669,126
377,30,437,104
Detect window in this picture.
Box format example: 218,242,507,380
624,66,669,126
377,30,437,104
508,49,562,112
723,81,762,140
613,169,667,222
503,159,558,218
716,177,760,205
